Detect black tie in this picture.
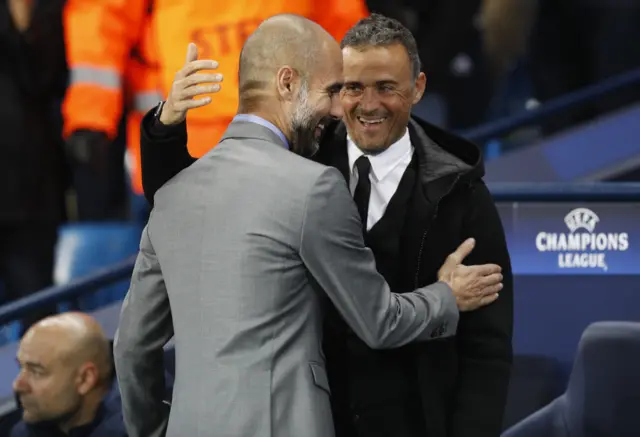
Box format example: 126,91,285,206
353,156,371,232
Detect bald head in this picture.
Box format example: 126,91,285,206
23,312,113,383
238,14,338,97
15,313,114,426
236,15,344,157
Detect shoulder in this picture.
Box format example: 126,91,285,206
93,414,128,437
9,421,30,437
281,155,347,211
449,178,498,219
467,179,496,207
302,166,352,216
93,399,127,437
286,153,335,182
245,141,339,191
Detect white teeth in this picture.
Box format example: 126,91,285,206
358,117,385,124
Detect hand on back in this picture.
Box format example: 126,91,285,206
438,238,503,311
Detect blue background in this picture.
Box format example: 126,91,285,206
497,202,640,275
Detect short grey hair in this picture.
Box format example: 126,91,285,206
340,13,422,80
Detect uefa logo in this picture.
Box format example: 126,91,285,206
564,208,599,234
536,207,629,271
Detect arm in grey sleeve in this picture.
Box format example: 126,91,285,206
299,167,459,349
114,224,174,437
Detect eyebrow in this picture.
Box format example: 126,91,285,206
344,80,399,87
16,358,46,370
376,80,399,86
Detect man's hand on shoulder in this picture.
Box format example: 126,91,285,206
160,43,223,126
439,238,503,312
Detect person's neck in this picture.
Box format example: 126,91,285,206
57,389,106,434
237,104,290,141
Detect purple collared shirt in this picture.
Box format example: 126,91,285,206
233,114,289,150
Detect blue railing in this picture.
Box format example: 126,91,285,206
1,182,639,326
461,67,640,144
488,182,640,202
0,256,136,326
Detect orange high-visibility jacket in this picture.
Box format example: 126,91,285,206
63,0,369,194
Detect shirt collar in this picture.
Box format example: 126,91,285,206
347,128,413,182
233,114,289,149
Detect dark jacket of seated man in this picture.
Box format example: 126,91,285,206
138,108,514,437
10,379,126,437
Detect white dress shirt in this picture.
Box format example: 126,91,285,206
347,129,414,231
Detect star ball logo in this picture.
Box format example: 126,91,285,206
535,208,629,272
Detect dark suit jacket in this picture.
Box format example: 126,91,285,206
137,111,514,437
10,380,127,437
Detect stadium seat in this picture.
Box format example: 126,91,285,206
54,223,143,312
502,321,640,437
501,355,563,431
0,323,20,350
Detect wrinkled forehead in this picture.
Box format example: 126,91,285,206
17,332,66,368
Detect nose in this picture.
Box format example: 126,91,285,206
13,371,28,394
359,88,382,113
329,94,343,119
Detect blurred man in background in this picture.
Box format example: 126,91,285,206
0,0,68,333
11,313,126,437
61,0,368,220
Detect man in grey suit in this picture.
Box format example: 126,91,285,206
114,14,503,437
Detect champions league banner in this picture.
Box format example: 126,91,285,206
497,202,640,275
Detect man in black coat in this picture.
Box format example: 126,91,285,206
0,0,68,330
137,14,513,437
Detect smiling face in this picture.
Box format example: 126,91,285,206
288,50,344,158
340,43,426,154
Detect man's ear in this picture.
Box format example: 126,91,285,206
413,72,427,105
276,66,297,101
76,362,99,395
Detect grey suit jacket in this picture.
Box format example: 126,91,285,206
114,120,459,437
